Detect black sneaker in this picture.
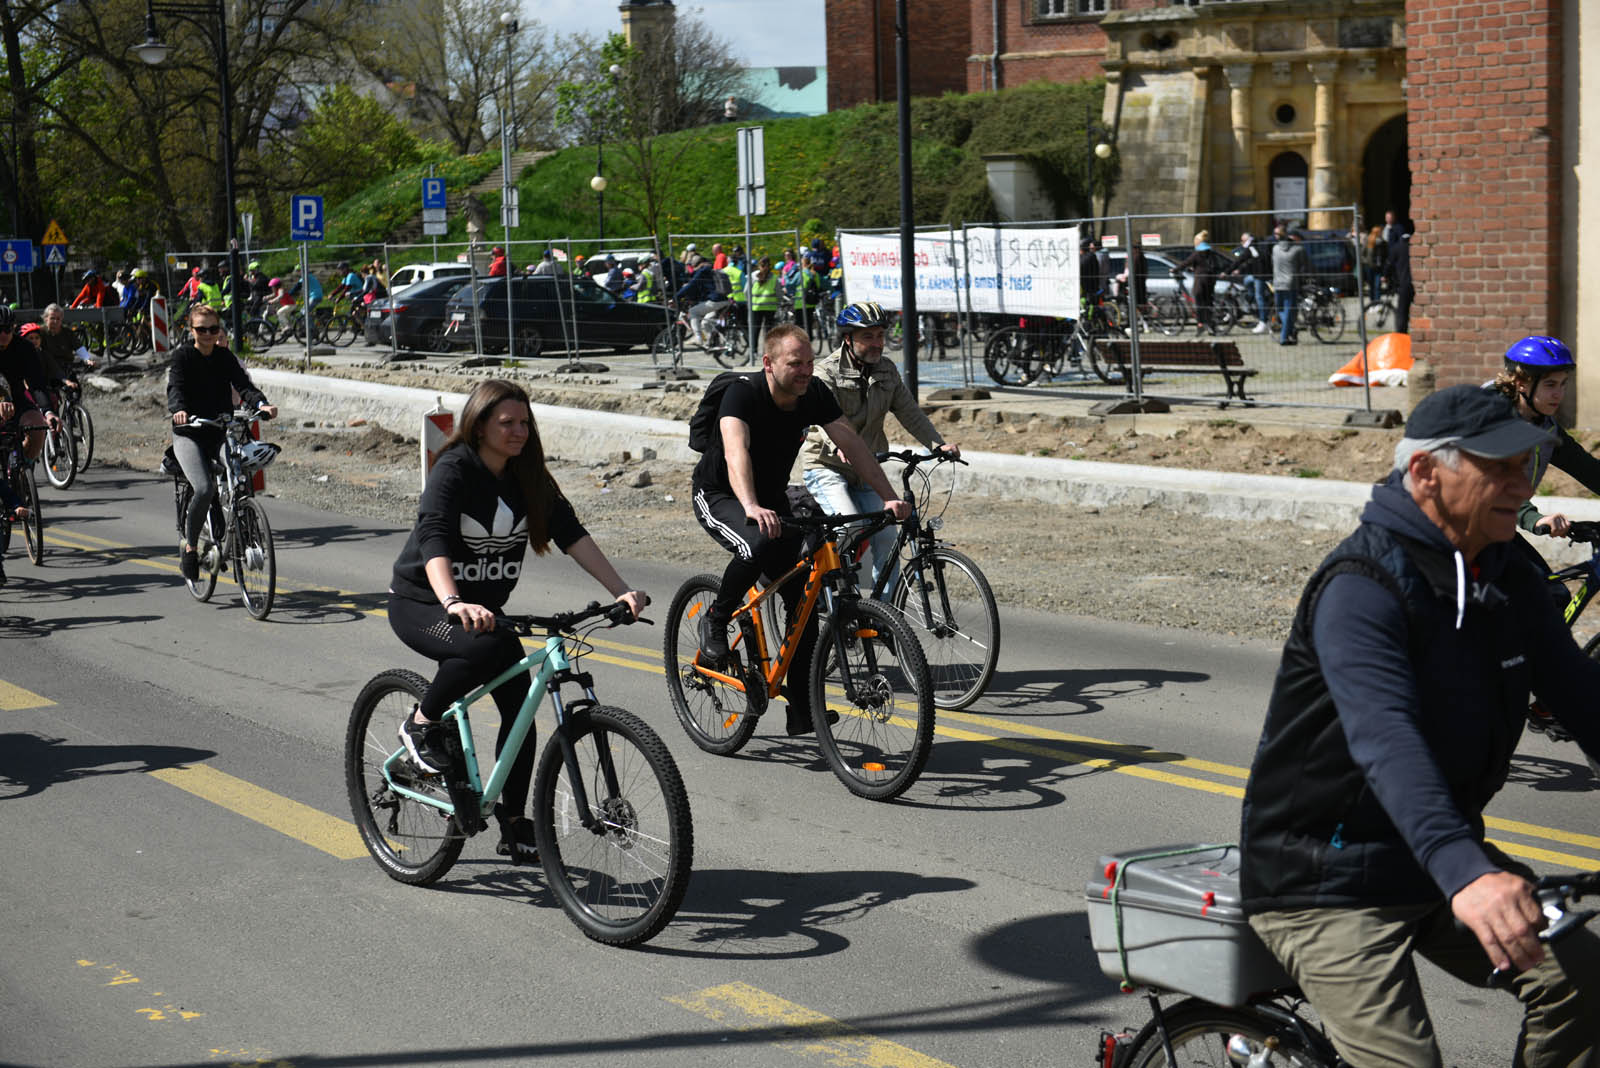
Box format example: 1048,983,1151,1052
180,548,200,581
398,712,451,774
494,805,540,865
700,610,732,665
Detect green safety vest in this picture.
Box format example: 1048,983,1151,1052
197,281,224,309
636,269,657,302
723,263,745,303
750,272,779,311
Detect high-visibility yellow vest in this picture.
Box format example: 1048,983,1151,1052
750,272,779,311
723,263,745,304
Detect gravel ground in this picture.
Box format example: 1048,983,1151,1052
85,368,1360,641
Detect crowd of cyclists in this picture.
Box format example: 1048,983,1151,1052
6,236,1600,1060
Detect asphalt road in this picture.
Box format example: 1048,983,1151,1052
2,467,1597,1068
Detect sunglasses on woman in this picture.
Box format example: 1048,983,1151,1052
193,324,223,334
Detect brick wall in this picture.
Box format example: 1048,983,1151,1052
825,0,970,110
1406,0,1563,384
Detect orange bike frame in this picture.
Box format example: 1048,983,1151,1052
694,538,844,698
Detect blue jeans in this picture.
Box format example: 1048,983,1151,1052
1247,277,1270,325
1277,288,1298,343
803,466,898,591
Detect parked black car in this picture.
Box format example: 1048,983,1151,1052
1295,229,1359,295
363,275,474,352
442,276,672,357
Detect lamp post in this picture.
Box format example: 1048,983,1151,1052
591,63,622,242
499,12,517,150
133,0,242,346
1085,102,1114,238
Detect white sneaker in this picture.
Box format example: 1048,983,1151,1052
1251,322,1268,334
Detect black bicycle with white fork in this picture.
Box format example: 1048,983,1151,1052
166,410,280,619
869,450,1000,710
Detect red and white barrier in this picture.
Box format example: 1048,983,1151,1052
421,398,454,490
150,296,169,357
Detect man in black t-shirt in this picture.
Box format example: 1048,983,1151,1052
692,322,911,736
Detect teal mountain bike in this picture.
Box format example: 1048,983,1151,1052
346,600,694,946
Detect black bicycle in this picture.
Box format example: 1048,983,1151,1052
167,411,280,619
0,420,42,566
42,382,94,490
871,450,1000,709
1526,520,1600,780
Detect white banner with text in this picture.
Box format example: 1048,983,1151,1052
839,226,1080,318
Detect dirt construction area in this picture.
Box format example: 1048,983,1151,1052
81,363,1600,642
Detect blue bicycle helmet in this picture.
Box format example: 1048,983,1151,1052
1504,335,1575,374
836,301,887,331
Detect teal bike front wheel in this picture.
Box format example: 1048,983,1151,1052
346,669,466,885
533,705,693,946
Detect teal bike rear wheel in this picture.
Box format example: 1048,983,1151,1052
345,669,466,885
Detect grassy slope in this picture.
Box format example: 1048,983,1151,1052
314,80,1107,269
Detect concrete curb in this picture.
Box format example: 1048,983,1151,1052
250,368,1600,538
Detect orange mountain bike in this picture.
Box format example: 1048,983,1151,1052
664,510,935,801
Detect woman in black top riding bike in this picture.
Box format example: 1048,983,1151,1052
388,378,647,863
166,304,277,582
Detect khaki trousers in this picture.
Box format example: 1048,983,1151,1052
1250,899,1600,1068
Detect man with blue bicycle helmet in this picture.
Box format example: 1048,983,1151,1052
1489,335,1600,538
800,301,958,589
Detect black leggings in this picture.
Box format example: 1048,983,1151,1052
388,593,536,817
692,487,817,716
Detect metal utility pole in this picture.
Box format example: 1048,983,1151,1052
896,0,917,394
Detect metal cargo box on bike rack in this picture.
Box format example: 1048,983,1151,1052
1085,844,1292,1007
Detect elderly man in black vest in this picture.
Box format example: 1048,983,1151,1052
1241,384,1600,1068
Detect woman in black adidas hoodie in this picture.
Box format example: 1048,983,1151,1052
388,378,647,862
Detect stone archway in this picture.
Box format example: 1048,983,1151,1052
1269,151,1309,226
1361,115,1410,230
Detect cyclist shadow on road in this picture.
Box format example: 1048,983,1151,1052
648,865,977,960
895,733,1202,814
273,522,406,550
261,587,388,625
0,732,216,801
1505,752,1599,793
965,665,1211,717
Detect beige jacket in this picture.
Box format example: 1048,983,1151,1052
801,346,943,486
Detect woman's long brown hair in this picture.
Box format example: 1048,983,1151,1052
442,379,563,554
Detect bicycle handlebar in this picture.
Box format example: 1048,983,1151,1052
1487,871,1600,987
497,600,653,635
181,408,275,430
1565,521,1600,546
876,448,966,497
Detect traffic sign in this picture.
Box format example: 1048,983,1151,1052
44,245,65,266
501,188,520,230
0,240,36,272
422,177,447,211
736,126,766,217
423,221,447,236
290,194,324,241
41,219,67,245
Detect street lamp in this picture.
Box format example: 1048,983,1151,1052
1085,102,1115,238
133,0,243,346
499,12,518,150
592,63,622,242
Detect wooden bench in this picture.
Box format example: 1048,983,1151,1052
1102,339,1257,408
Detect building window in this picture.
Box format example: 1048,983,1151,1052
1037,0,1107,18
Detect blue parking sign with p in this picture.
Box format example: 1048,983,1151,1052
291,194,324,242
422,178,446,210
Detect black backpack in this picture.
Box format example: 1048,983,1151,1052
688,371,760,452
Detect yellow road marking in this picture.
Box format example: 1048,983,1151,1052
148,765,366,859
0,679,55,710
668,982,957,1068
